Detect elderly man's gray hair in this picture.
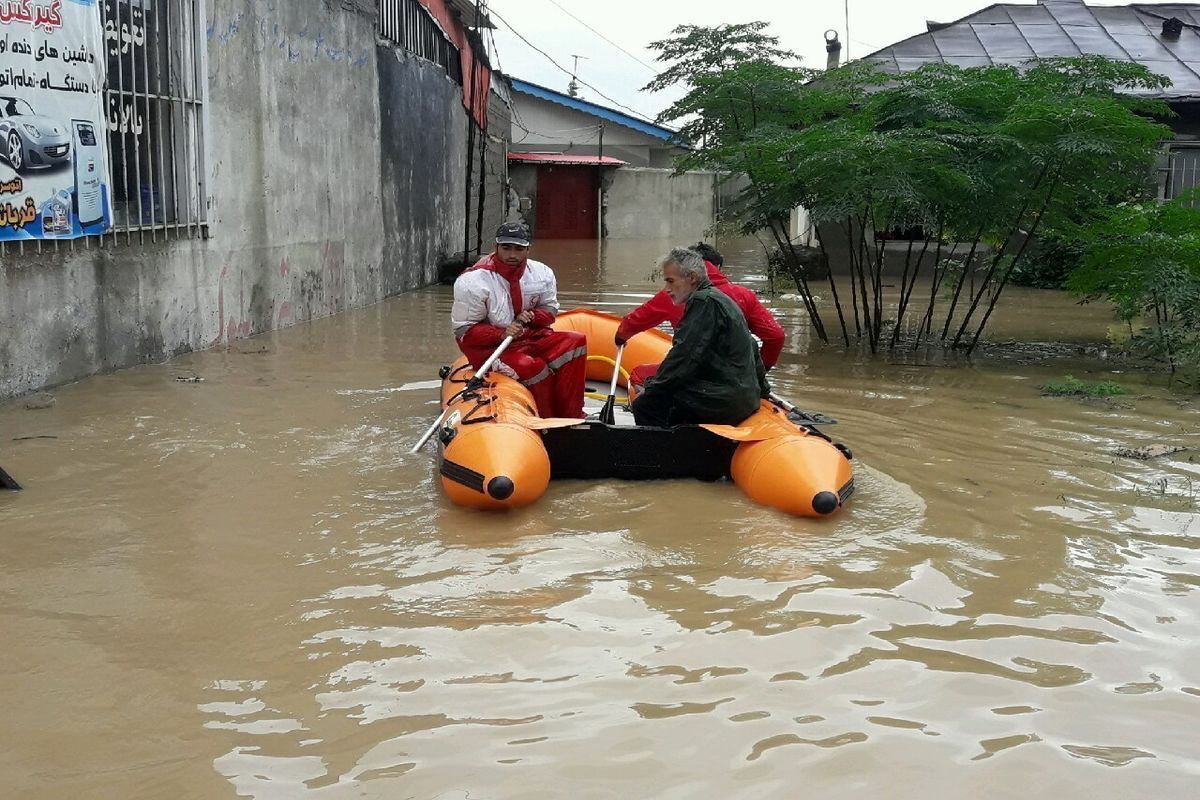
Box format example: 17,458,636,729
660,247,705,279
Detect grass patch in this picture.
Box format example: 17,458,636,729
1039,375,1126,397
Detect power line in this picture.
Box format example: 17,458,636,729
542,0,658,73
488,6,665,127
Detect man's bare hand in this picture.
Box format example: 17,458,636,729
504,321,525,338
516,310,535,324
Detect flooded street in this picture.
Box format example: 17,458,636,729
2,238,1199,798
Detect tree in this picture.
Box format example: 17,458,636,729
646,22,1175,355
1066,196,1200,387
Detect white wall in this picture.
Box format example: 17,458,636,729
510,94,678,167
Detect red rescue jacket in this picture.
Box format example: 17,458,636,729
616,262,785,368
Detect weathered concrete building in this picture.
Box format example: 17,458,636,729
0,0,509,399
862,0,1200,202
505,78,716,241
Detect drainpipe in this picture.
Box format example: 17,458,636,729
825,30,842,71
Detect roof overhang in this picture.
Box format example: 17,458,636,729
508,78,681,142
508,152,627,166
444,0,495,29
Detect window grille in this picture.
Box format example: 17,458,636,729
1166,143,1200,209
101,0,209,244
378,0,463,85
0,0,207,256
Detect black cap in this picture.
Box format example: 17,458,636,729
495,222,531,246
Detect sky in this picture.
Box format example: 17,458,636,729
484,0,1189,125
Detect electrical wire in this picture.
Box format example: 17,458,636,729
489,5,665,127
541,0,658,73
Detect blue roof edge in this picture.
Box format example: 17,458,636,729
509,77,680,142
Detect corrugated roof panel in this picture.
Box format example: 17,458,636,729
1044,1,1100,26
507,153,627,166
1060,23,1134,58
1153,32,1200,60
508,78,677,141
864,55,901,73
1003,5,1056,23
860,2,1200,100
931,25,990,56
1091,6,1149,30
1020,22,1085,56
1111,31,1179,59
972,22,1037,57
1138,59,1200,91
889,34,944,57
969,6,1015,23
895,56,993,71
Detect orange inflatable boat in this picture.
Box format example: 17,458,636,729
428,309,854,517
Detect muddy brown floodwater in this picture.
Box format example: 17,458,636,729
2,237,1199,798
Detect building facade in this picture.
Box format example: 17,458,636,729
0,0,508,399
505,78,716,241
862,0,1200,203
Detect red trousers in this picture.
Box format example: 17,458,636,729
460,329,587,418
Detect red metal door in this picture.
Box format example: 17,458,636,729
535,165,597,239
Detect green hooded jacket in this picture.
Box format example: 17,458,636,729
642,278,771,424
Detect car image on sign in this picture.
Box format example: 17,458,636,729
0,96,72,173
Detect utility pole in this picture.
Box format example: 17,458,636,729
568,54,587,97
596,123,605,239
845,0,851,61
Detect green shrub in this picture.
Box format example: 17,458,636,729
1040,375,1125,397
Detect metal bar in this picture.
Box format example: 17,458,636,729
130,1,146,244
194,0,209,231
153,0,169,239
164,0,181,233
188,0,202,233
143,0,158,241
177,0,193,238
110,0,131,245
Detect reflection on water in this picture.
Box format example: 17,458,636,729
2,237,1198,798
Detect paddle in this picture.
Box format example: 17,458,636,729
0,465,20,491
411,336,514,453
768,392,838,426
598,344,625,425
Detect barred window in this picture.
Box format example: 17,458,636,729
102,0,208,244
378,0,463,85
1166,143,1200,209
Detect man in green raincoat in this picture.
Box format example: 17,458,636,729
630,247,771,427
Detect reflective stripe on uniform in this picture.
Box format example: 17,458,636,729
545,345,587,371
521,367,553,387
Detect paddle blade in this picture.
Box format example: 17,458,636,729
0,466,21,491
599,396,616,426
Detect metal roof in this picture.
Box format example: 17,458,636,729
507,153,628,166
508,78,680,141
863,1,1200,100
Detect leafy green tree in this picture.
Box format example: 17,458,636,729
646,21,1175,355
1066,196,1200,386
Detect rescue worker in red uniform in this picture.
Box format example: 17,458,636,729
452,223,587,419
616,243,785,394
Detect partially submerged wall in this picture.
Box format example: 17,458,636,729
0,0,493,398
604,168,716,241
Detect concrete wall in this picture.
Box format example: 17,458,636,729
0,0,497,399
604,168,716,241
